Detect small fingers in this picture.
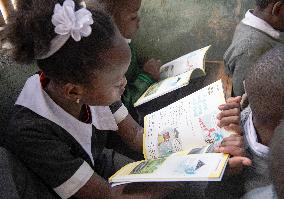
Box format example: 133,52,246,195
217,116,240,127
221,134,243,143
228,156,252,168
223,124,242,134
217,108,240,121
218,102,240,111
226,96,242,104
216,146,245,156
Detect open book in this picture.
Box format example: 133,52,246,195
109,80,232,186
134,45,211,107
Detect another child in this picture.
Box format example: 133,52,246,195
233,45,284,197
3,0,248,198
268,120,284,199
207,44,284,199
242,120,284,199
91,0,162,117
224,0,284,97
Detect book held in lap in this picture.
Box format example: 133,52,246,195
109,80,232,186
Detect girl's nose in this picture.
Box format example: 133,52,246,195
121,77,127,88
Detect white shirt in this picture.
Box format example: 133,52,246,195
242,9,280,39
244,112,269,157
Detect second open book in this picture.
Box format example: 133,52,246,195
109,80,232,186
134,45,211,107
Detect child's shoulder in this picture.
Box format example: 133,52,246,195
8,105,61,135
242,185,277,199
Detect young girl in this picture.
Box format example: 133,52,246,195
4,0,249,198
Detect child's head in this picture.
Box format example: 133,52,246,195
6,0,131,106
269,120,284,198
254,0,284,31
255,0,284,9
96,0,141,39
245,45,284,128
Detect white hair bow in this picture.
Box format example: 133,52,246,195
36,0,94,60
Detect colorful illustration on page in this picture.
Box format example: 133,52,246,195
157,127,183,157
175,157,206,175
198,113,224,145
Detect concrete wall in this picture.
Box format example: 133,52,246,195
134,0,254,62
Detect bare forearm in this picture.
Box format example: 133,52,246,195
74,173,179,199
117,114,143,152
74,174,112,199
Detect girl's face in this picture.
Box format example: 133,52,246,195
114,0,141,39
81,34,131,106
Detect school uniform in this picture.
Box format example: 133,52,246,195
241,185,278,199
224,9,282,96
122,42,156,113
4,74,132,199
205,106,272,199
240,106,271,193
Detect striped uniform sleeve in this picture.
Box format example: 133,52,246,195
5,119,94,199
109,101,129,124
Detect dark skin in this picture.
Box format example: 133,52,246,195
46,31,178,199
44,30,249,199
253,118,279,146
112,0,162,81
253,1,284,32
216,96,252,173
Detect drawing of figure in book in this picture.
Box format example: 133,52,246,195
160,64,174,79
162,77,182,89
144,82,163,97
198,115,224,144
144,76,182,98
187,55,195,71
130,158,166,174
175,157,206,175
157,128,182,157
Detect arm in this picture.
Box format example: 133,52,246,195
109,101,143,153
75,179,177,199
116,114,143,152
122,73,155,109
224,43,272,96
5,115,155,199
122,44,160,109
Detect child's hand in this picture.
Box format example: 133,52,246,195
143,58,162,81
215,134,252,174
215,134,244,156
217,96,242,135
216,96,251,174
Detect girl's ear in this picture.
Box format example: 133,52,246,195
62,83,84,103
272,1,283,16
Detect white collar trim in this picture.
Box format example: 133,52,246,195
242,9,280,39
124,38,131,44
15,74,118,164
244,112,269,157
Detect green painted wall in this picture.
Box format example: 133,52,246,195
134,0,254,62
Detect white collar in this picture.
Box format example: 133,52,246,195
125,38,131,44
244,112,269,157
16,74,118,164
242,9,280,39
